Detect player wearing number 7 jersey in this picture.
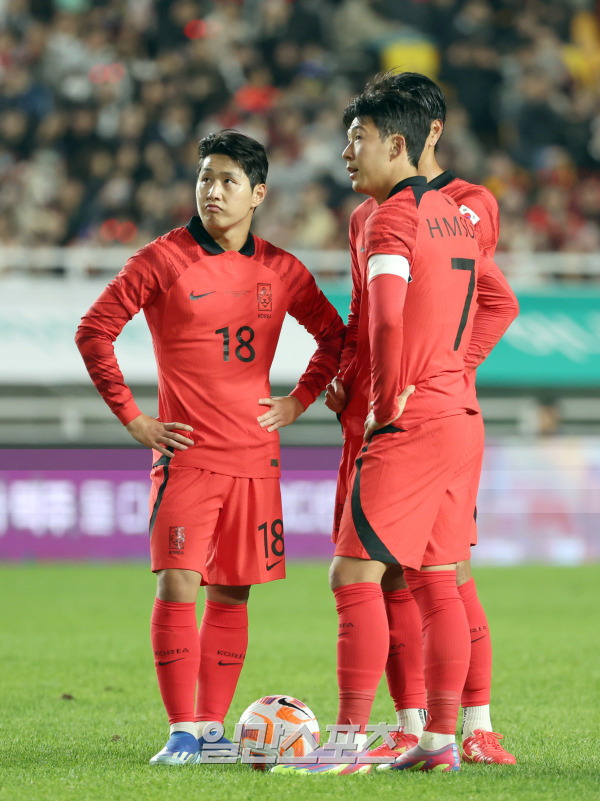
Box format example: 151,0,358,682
275,80,494,778
75,130,344,766
326,73,518,767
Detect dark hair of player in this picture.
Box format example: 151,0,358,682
343,84,432,168
370,71,447,125
197,129,268,188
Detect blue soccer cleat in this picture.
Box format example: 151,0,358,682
149,732,200,765
198,732,238,760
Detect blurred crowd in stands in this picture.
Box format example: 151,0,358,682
1,0,600,255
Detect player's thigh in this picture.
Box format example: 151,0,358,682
204,477,285,586
149,463,231,574
423,413,485,567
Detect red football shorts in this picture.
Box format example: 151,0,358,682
148,461,285,585
332,433,364,543
335,412,484,569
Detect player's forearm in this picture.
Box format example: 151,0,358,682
464,263,519,370
75,326,141,425
368,274,406,422
289,287,345,407
338,279,361,382
291,320,345,409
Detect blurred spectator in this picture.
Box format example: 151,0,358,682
0,0,598,258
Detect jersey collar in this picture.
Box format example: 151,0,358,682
427,170,457,190
186,216,256,256
387,175,428,199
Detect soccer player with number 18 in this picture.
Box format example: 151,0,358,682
76,130,344,766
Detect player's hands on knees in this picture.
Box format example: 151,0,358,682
125,414,194,457
363,385,415,441
257,396,304,432
324,376,348,414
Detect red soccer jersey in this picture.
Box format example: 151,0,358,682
428,170,499,260
428,171,519,371
337,173,517,435
365,175,481,428
75,217,345,478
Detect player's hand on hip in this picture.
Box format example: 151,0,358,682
324,376,347,414
257,396,304,432
364,385,415,441
125,414,194,457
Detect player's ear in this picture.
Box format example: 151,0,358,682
390,134,405,160
251,182,267,209
428,119,443,148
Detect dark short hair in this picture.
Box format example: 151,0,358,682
197,129,268,188
343,82,432,168
370,71,447,124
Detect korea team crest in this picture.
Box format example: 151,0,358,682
257,283,272,312
169,526,185,554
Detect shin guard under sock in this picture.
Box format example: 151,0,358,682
459,577,492,708
383,589,427,712
151,598,199,724
195,600,248,724
334,583,389,730
404,570,470,735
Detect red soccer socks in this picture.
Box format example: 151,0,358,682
459,577,492,708
195,600,248,724
383,588,427,712
151,598,200,724
334,583,390,729
404,569,470,735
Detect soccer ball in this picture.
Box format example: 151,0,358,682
238,695,320,770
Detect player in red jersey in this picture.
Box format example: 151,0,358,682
326,73,518,766
275,81,492,777
326,73,518,764
75,130,345,766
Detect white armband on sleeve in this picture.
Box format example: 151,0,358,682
367,254,411,284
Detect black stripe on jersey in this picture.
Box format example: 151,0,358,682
387,176,427,200
410,181,433,209
427,170,457,191
149,460,170,538
370,423,406,437
350,441,399,565
186,216,255,256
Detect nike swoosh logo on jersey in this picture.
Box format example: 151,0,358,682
218,660,242,666
471,635,487,643
266,560,282,571
158,658,185,666
190,290,216,300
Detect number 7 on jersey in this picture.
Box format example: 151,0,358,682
451,258,476,350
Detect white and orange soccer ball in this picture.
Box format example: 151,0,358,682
238,695,320,769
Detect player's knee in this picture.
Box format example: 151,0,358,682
205,584,251,604
156,568,202,603
328,559,341,591
381,564,407,592
329,556,386,590
456,559,472,586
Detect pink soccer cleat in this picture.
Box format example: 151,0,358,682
370,730,419,770
462,729,516,764
388,741,461,772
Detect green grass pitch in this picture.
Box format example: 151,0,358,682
1,562,598,801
